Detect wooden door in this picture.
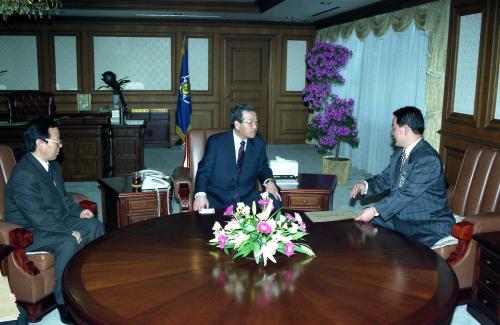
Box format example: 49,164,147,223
223,37,270,140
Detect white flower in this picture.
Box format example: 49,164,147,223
260,192,270,200
225,219,241,231
294,213,303,224
242,205,251,215
267,219,277,232
289,223,299,234
212,221,222,231
256,212,269,221
260,240,278,266
232,231,250,248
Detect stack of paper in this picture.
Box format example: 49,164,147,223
111,109,121,124
275,175,298,189
305,210,355,223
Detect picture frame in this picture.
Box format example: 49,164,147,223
77,93,91,112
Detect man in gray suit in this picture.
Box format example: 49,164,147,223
350,106,454,247
5,118,104,324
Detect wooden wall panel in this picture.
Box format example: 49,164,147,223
0,19,315,144
440,0,500,185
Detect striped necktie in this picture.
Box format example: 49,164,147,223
236,141,245,177
399,149,407,172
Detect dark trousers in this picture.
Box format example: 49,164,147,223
372,215,449,247
27,217,104,305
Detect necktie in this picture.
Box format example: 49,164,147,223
236,141,245,177
47,163,56,185
399,149,407,172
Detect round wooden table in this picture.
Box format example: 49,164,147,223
63,210,458,324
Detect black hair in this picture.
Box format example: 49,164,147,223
230,104,256,128
393,106,425,135
24,117,59,152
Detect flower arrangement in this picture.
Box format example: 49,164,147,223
303,40,359,157
209,193,315,266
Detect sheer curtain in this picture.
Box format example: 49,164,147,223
333,22,428,175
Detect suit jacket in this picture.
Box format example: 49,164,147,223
195,130,274,208
5,153,82,236
366,139,454,246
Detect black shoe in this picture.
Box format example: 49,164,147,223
57,304,75,324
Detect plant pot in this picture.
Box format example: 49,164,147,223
322,156,351,185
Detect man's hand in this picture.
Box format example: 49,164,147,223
71,231,82,244
193,194,209,211
350,181,367,199
265,181,281,201
354,207,377,222
80,209,94,219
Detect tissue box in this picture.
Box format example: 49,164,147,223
270,156,298,177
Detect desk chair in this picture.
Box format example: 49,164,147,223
173,129,226,211
0,145,96,322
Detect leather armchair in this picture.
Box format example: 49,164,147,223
0,144,96,322
172,129,226,211
433,144,499,290
6,91,56,123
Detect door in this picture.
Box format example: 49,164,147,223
223,37,270,140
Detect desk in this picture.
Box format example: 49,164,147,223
0,123,111,181
63,211,457,324
280,173,336,211
468,231,500,324
98,176,170,231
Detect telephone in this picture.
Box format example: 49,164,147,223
138,169,171,191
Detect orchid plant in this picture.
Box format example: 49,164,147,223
303,40,359,157
209,193,315,266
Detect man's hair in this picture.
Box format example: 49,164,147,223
230,104,256,128
24,117,59,152
393,106,425,135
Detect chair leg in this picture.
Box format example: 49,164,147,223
17,294,57,323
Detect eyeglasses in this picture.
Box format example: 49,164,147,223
241,120,258,127
45,138,62,145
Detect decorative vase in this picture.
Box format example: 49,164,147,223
322,156,351,185
112,94,120,111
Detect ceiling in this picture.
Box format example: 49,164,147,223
58,0,408,27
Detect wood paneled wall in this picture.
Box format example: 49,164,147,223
440,0,500,185
0,18,315,144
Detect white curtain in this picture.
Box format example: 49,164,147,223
332,22,428,175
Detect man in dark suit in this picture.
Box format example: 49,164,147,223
350,106,454,247
4,118,104,324
193,104,281,210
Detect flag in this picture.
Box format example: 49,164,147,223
175,38,192,142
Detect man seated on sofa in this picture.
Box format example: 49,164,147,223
193,103,281,211
350,106,454,247
4,117,104,324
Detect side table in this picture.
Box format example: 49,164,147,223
467,231,500,325
279,173,336,211
98,176,171,231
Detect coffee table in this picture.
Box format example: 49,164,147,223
98,176,171,230
63,210,458,324
280,173,336,211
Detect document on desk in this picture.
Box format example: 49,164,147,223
0,276,19,321
305,210,355,223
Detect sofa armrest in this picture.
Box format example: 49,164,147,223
172,166,193,212
464,211,500,234
446,212,500,265
9,228,39,276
